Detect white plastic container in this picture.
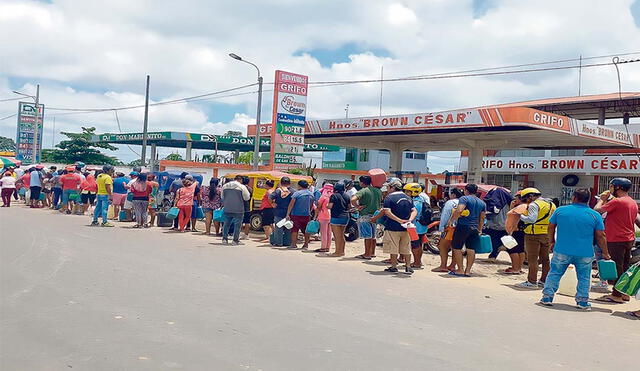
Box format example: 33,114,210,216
276,218,288,228
557,265,578,297
500,235,518,249
284,220,294,229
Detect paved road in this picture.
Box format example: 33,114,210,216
1,206,638,370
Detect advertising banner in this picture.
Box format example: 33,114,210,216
15,101,44,164
270,70,308,170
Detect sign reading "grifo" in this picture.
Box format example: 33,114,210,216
478,156,639,174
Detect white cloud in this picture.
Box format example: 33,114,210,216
1,0,639,170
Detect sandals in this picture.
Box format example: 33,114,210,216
354,254,372,260
626,311,640,319
595,295,624,304
431,267,450,273
448,271,470,277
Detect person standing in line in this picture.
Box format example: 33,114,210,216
313,182,333,253
516,188,556,288
325,182,350,257
59,167,82,215
79,173,98,214
50,169,62,210
404,183,429,269
111,172,128,220
240,176,252,240
127,172,152,228
169,172,188,230
447,184,487,277
200,177,222,236
221,175,250,244
92,165,114,227
432,188,463,272
504,192,527,274
344,180,357,199
189,180,202,232
594,178,638,304
269,177,293,247
539,188,610,310
174,176,199,233
146,174,160,227
351,175,382,260
483,187,513,262
286,180,314,250
380,178,416,275
258,179,276,243
0,171,17,207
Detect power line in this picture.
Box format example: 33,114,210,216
0,113,17,121
0,97,25,102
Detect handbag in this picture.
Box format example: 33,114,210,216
213,208,225,222
166,207,180,219
306,220,320,234
614,262,640,297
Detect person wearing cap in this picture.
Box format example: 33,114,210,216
269,177,294,246
594,178,638,304
59,167,82,214
286,179,314,250
92,165,115,227
515,187,556,288
351,175,382,260
221,175,250,244
380,178,416,275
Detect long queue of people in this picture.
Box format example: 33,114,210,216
2,164,639,315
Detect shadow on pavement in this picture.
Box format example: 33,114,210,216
366,270,412,278
534,302,612,313
611,311,640,320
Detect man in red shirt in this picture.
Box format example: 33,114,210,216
594,178,639,304
59,167,82,215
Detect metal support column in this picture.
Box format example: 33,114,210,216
185,141,192,161
598,107,605,125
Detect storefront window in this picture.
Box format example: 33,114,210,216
486,174,513,189
359,149,369,162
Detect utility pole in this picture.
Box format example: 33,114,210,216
141,75,150,166
578,54,582,96
33,84,40,164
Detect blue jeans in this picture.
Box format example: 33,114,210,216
542,252,593,303
52,188,62,209
92,195,110,223
223,212,243,242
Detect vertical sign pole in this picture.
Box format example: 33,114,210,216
32,84,40,164
141,75,150,166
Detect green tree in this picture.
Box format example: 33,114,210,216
236,151,253,164
127,159,144,167
0,136,16,152
43,127,121,165
165,153,183,161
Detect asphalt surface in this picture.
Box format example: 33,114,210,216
1,205,638,371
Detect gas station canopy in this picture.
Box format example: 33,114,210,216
304,106,640,152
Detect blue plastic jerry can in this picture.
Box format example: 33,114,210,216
597,260,618,281
475,234,493,254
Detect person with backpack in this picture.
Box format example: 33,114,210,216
447,184,487,277
404,183,432,269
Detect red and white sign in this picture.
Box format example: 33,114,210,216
270,70,308,170
460,156,640,174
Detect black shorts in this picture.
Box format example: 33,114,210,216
452,224,480,250
30,186,41,200
42,188,52,194
261,208,275,225
243,211,251,224
81,192,96,205
509,231,525,254
411,233,426,249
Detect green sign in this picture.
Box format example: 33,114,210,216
322,161,357,170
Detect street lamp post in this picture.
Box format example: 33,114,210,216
229,53,263,170
13,84,40,164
